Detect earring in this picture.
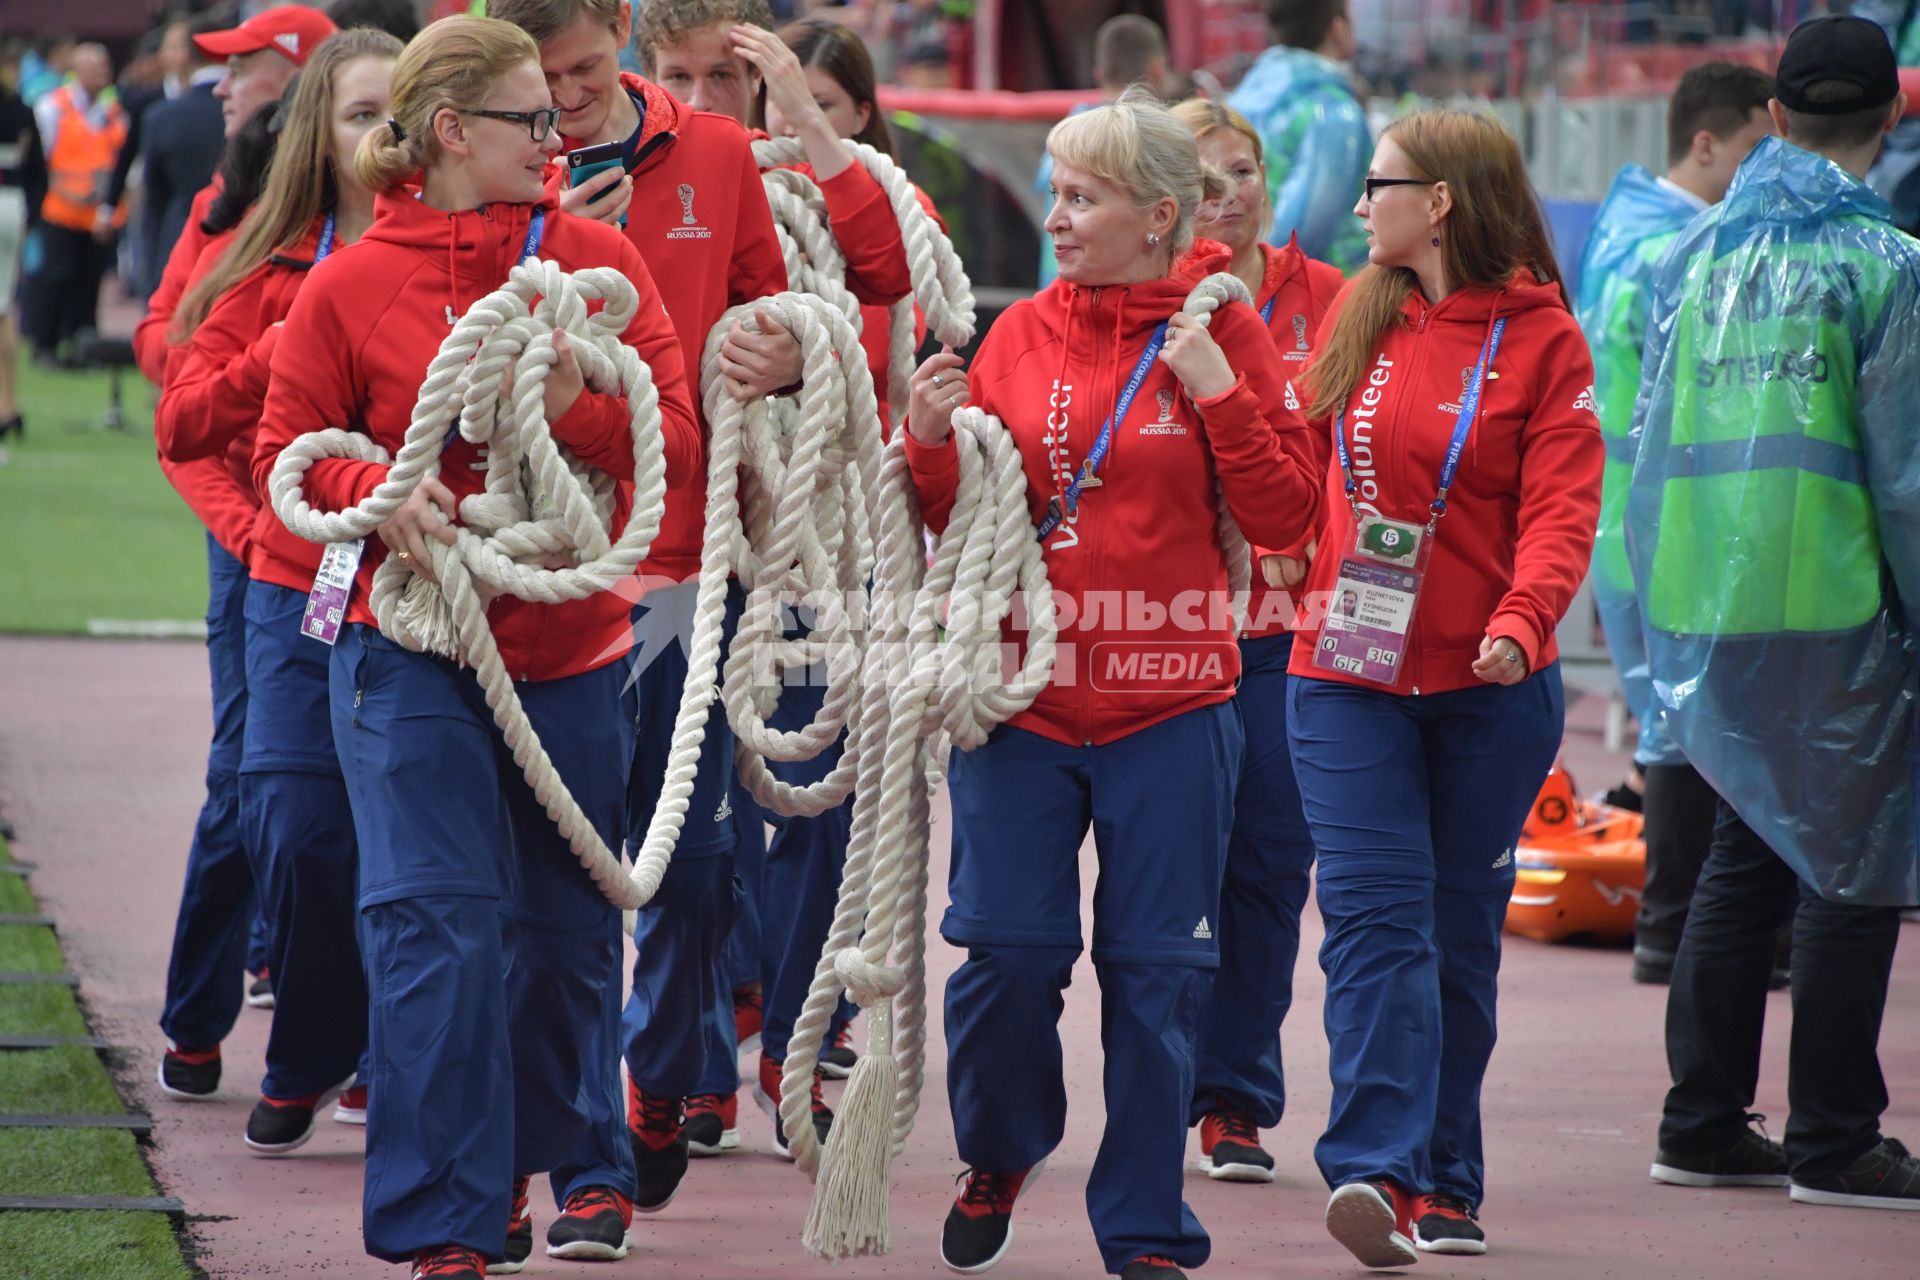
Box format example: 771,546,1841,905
1147,232,1161,247
1431,234,1441,247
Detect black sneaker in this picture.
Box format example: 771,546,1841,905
246,969,275,1010
409,1245,485,1279
940,1163,1044,1274
244,1076,352,1155
157,1044,221,1100
545,1186,633,1260
626,1081,689,1213
1789,1140,1920,1211
685,1091,740,1157
1119,1256,1186,1280
756,1054,832,1160
493,1174,532,1275
820,1023,858,1080
1651,1114,1789,1187
1198,1105,1275,1182
1413,1191,1487,1255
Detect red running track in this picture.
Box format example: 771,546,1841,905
1,635,1915,1279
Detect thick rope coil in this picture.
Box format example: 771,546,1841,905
268,258,670,911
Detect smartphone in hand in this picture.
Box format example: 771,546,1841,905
567,141,628,227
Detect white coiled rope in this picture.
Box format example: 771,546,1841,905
268,257,671,911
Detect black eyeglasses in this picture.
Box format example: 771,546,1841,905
1363,177,1436,203
463,106,563,142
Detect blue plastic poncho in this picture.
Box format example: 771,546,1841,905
1627,136,1920,905
1227,46,1371,272
1573,165,1706,768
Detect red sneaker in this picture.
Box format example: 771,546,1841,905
545,1186,633,1261
1119,1256,1187,1280
410,1245,485,1279
939,1162,1045,1274
157,1043,221,1100
820,1021,859,1079
626,1079,687,1213
492,1175,532,1275
685,1091,740,1157
1412,1191,1486,1255
1198,1105,1275,1183
754,1052,832,1160
333,1084,368,1126
1325,1180,1418,1269
733,985,764,1055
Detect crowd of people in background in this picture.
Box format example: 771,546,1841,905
1,2,1918,1279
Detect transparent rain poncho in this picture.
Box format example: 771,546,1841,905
1627,136,1920,905
1227,46,1372,272
1573,164,1705,767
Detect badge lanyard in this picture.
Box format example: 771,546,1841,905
1035,321,1167,542
305,210,550,644
1313,316,1507,685
1259,293,1277,324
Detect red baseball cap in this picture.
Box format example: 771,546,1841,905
193,6,340,68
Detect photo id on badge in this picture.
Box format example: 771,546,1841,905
1313,515,1428,685
301,538,364,646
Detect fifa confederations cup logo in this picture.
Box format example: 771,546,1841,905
1156,389,1175,422
1291,313,1309,351
677,183,696,225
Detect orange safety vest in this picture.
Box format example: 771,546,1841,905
41,84,128,233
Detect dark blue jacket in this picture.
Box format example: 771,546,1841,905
134,81,222,299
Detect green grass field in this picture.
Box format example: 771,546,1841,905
0,843,194,1279
0,360,209,634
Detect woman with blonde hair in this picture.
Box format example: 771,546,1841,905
1285,110,1602,1266
905,86,1318,1280
1170,94,1344,1186
249,16,699,1277
157,23,402,1157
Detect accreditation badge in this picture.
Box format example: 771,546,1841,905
301,539,365,646
1312,514,1429,685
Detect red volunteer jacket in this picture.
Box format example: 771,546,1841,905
905,241,1318,748
1288,271,1603,695
159,216,330,591
251,185,701,683
1244,237,1345,639
559,75,787,584
136,180,221,385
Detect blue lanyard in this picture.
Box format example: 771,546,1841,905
1259,293,1277,324
1333,316,1506,525
317,210,335,261
1035,321,1167,542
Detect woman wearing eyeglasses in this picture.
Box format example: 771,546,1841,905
250,17,699,1279
1285,111,1602,1267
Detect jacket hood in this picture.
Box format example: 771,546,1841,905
1721,135,1892,228
1577,164,1703,303
362,185,560,326
1030,238,1236,347
1397,267,1568,327
616,71,689,172
1241,46,1356,101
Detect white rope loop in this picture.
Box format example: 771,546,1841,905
269,257,670,911
1181,271,1257,637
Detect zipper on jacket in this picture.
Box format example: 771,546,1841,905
1080,287,1104,746
1396,313,1435,695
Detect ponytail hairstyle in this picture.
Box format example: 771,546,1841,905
1301,110,1564,422
175,28,403,341
1046,84,1226,263
753,17,894,159
355,15,541,193
201,99,285,237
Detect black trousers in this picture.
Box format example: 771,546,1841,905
1658,800,1902,1180
1635,761,1722,957
23,222,107,355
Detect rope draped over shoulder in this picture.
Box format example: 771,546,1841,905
268,258,671,911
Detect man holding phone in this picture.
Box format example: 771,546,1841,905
490,0,797,1260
